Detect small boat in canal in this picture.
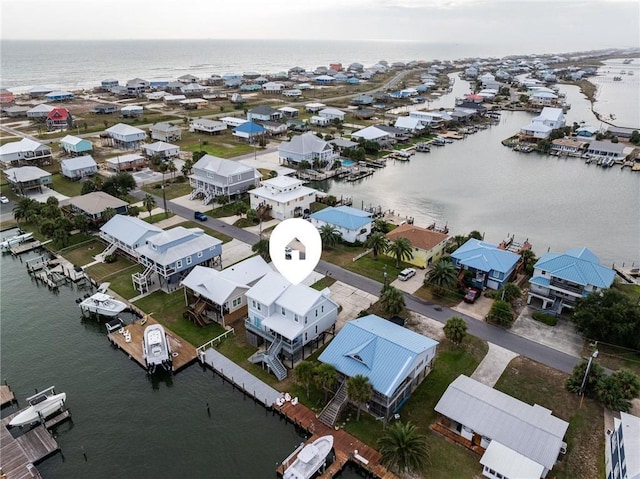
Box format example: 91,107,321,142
283,435,334,479
143,324,172,373
79,292,127,317
0,232,33,252
9,386,66,427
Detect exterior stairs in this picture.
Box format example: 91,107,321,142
248,337,287,381
96,242,118,262
317,380,348,427
132,264,154,294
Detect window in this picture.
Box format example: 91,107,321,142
257,303,261,311
232,297,242,307
197,251,203,258
281,307,285,315
315,325,318,334
252,300,256,308
186,256,192,265
294,314,299,323
176,260,182,268
321,305,324,313
315,309,318,317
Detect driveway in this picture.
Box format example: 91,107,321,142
328,281,378,331
28,186,68,203
471,342,518,387
221,239,254,268
131,168,164,186
510,307,584,357
390,268,425,294
452,294,493,321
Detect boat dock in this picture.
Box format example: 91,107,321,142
9,240,45,256
0,410,67,479
199,348,281,406
1,384,16,408
107,315,197,373
275,401,399,479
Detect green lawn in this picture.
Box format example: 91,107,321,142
233,217,258,228
342,337,488,479
495,356,604,479
206,201,243,218
51,173,84,197
142,211,175,224
85,255,139,282
133,290,227,347
413,285,464,308
58,238,104,266
107,264,144,300
178,130,256,158
176,220,233,243
141,182,192,200
310,276,337,291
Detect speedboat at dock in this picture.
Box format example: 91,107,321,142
283,435,334,479
143,324,172,373
9,387,66,427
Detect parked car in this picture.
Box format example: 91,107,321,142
398,268,416,281
0,196,9,204
194,211,208,221
464,288,481,303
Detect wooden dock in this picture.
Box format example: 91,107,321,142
200,348,281,406
107,316,197,372
0,412,62,479
10,240,47,256
1,385,16,408
275,401,399,479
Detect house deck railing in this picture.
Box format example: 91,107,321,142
196,328,235,361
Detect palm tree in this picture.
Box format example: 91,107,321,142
365,232,388,259
468,230,483,240
53,216,72,248
314,363,338,403
346,374,373,421
377,421,430,474
380,286,405,316
424,258,458,296
13,197,38,227
167,160,177,180
181,159,193,178
443,316,467,346
319,224,341,250
143,194,156,218
387,237,413,268
520,248,537,275
234,201,248,218
372,219,388,234
216,194,229,206
251,239,270,262
294,360,315,399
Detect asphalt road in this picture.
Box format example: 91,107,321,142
135,189,581,374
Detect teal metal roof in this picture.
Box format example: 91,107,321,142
451,239,520,274
529,276,550,287
234,121,265,134
534,249,615,288
318,315,438,398
310,206,372,231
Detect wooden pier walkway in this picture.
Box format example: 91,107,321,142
107,315,197,372
275,401,399,479
200,348,281,407
0,412,61,479
1,385,16,408
10,240,51,256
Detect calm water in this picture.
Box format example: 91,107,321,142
0,250,362,478
317,80,640,266
591,58,640,128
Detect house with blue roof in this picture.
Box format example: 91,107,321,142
232,121,266,143
319,314,439,421
60,135,93,156
310,206,373,243
450,239,521,290
527,247,615,313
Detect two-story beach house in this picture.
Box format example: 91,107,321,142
450,238,521,290
278,132,338,168
99,214,162,259
142,141,180,160
150,122,182,142
0,138,52,167
606,412,640,479
60,135,93,156
386,224,451,268
245,271,339,380
181,256,272,327
60,155,98,180
46,108,73,131
434,375,569,479
249,176,318,220
4,166,52,195
527,247,615,314
65,191,128,222
247,105,283,123
318,314,439,423
188,154,260,204
520,107,566,139
310,206,373,243
105,123,147,150
191,119,227,135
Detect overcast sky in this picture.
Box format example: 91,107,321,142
1,0,639,51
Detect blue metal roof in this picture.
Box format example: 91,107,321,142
451,238,521,274
310,206,372,231
318,315,438,398
529,276,550,287
534,249,615,288
234,121,265,134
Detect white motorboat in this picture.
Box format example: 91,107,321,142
9,387,66,427
79,292,127,317
143,324,172,373
283,435,334,479
0,232,33,251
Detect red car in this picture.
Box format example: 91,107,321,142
464,288,481,303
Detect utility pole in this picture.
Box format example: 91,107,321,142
579,342,599,408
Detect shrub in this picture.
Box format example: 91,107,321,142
486,300,514,327
531,311,557,326
104,254,117,264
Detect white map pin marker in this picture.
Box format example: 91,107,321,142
269,218,321,285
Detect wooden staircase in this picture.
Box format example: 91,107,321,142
317,380,348,427
186,299,212,327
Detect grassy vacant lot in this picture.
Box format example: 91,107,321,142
177,220,233,243
142,211,175,224
178,130,255,158
50,173,84,198
342,337,488,479
133,290,227,347
141,181,192,200
321,243,414,284
413,284,464,308
495,356,604,479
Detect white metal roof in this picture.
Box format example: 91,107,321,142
180,266,247,305
619,412,640,479
251,185,317,203
5,166,51,182
0,138,49,155
143,141,179,153
106,153,144,165
480,441,544,479
136,227,222,265
192,154,255,177
60,135,90,146
100,214,162,247
246,271,291,306
61,155,97,171
275,284,323,317
105,123,146,136
351,126,389,141
27,104,54,114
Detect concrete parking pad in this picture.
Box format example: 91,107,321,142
406,311,445,341
471,342,518,387
452,295,493,321
391,269,425,294
27,186,68,203
170,194,208,212
221,239,254,268
328,281,378,331
510,307,584,357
